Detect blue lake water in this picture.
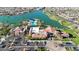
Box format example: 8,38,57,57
0,10,65,29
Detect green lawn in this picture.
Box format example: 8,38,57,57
73,38,79,45
63,27,79,45
45,12,79,45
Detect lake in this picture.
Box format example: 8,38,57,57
0,10,65,29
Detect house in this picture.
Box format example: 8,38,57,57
29,26,47,39
31,33,47,39
29,27,40,34
14,27,22,36
44,26,56,33
61,32,69,38
44,26,56,38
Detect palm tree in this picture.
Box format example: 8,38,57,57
37,20,42,27
37,20,45,28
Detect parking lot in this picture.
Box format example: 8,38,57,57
0,36,48,51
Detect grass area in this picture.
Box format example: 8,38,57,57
45,11,79,45
63,28,79,45
0,27,10,36
73,38,79,45
63,38,70,41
